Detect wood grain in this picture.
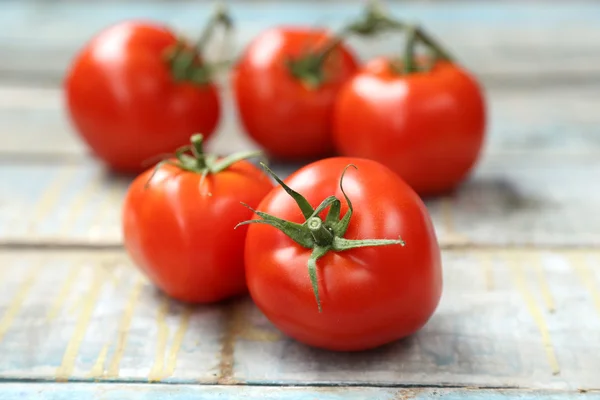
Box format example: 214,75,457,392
0,248,598,389
0,384,599,400
1,153,599,247
1,1,600,84
1,83,599,159
0,251,225,383
233,249,600,390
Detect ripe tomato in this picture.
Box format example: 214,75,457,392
241,157,442,351
122,135,273,303
333,56,486,196
65,20,224,173
232,27,359,160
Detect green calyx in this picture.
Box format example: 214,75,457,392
286,0,453,88
355,1,453,74
164,3,233,85
145,134,262,188
235,163,405,312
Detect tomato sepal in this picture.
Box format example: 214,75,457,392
163,3,233,86
145,134,263,189
236,162,405,313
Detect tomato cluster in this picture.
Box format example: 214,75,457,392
64,3,485,351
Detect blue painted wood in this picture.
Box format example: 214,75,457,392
2,85,600,158
0,249,598,388
0,384,598,400
1,153,599,247
0,1,599,82
232,249,600,389
0,251,225,383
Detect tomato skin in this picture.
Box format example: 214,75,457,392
65,21,220,173
232,27,359,160
333,57,486,196
122,161,273,303
244,157,442,351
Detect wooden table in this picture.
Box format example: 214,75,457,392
1,1,599,398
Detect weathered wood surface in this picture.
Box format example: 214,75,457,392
0,249,598,390
0,384,598,400
1,1,600,84
1,0,599,397
2,154,599,247
1,84,600,159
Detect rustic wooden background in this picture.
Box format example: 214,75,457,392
0,0,599,398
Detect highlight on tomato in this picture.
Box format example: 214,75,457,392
332,10,486,196
238,157,442,351
65,5,232,173
122,134,273,303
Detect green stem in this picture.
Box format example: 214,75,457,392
144,133,263,188
195,2,233,51
190,134,207,169
414,26,452,62
307,217,334,247
403,25,418,74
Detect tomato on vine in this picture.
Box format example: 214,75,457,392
232,28,358,160
239,157,442,351
122,134,273,303
333,11,486,196
65,6,232,173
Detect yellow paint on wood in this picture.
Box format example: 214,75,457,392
104,276,145,378
238,327,282,342
89,343,110,379
439,197,470,245
528,252,556,313
0,259,41,343
147,298,170,382
28,168,77,232
46,260,81,322
508,252,560,376
161,307,192,379
475,252,495,291
87,180,125,237
569,252,600,316
57,171,103,235
55,269,105,382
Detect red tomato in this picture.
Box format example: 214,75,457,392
333,57,486,196
122,136,273,303
65,21,220,173
242,157,442,351
232,27,359,160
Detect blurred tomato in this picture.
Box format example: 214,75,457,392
65,20,224,172
232,27,359,160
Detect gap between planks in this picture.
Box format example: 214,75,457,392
1,241,600,252
0,377,598,393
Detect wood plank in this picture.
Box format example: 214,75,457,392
1,1,600,84
1,84,599,158
0,384,598,400
1,154,599,247
232,248,600,390
0,248,598,389
0,250,225,383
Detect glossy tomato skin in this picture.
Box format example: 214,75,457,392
244,157,442,351
232,27,359,160
65,21,220,173
333,57,486,196
123,161,273,303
